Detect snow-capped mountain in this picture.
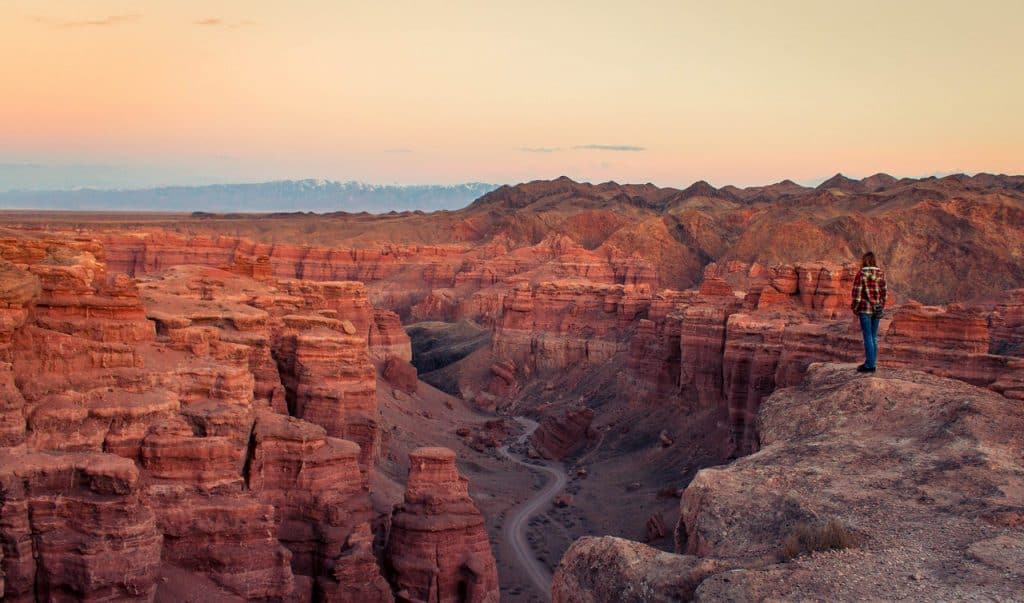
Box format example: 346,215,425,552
0,180,501,213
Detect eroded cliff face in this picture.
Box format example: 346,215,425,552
10,178,1021,460
0,232,489,602
2,171,1023,600
492,280,649,377
249,411,393,601
85,229,659,328
530,407,595,460
0,452,163,602
385,447,500,603
12,172,1022,308
482,259,1024,456
7,230,1018,601
554,364,1024,601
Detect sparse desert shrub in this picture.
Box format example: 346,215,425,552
782,518,861,559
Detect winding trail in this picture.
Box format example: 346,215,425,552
497,417,567,599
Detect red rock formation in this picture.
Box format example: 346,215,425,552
794,261,855,316
991,357,1024,401
672,364,1024,600
140,265,288,410
153,494,296,599
5,173,1024,599
248,411,392,600
625,317,679,397
0,365,25,449
11,173,1024,308
0,233,407,600
769,264,798,295
384,355,419,394
492,280,652,376
679,301,742,407
0,452,162,601
30,262,155,344
140,416,243,492
478,255,1024,459
721,314,791,454
990,289,1024,357
552,536,727,603
557,364,1024,600
277,325,378,467
698,276,737,298
623,290,697,398
410,288,461,322
530,407,595,460
371,308,413,362
775,302,1016,393
32,260,149,348
0,261,37,448
385,447,499,603
226,252,273,280
887,301,988,353
26,388,179,455
319,522,395,603
371,308,419,394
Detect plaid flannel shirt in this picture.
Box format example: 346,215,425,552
851,266,887,314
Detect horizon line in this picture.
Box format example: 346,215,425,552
2,170,1021,196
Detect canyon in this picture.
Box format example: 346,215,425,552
0,229,502,601
1,172,1022,601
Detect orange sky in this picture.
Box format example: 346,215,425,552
2,0,1022,189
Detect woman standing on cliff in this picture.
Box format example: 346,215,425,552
851,252,887,373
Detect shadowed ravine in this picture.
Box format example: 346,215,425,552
498,417,568,600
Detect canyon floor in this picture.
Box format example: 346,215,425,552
1,173,1022,601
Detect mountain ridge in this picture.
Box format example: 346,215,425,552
0,179,501,213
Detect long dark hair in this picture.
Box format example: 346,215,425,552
861,251,877,268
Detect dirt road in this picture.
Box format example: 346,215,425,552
497,417,567,600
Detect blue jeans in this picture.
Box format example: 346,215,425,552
859,312,881,368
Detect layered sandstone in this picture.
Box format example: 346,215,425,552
29,257,155,344
530,407,596,460
484,257,1024,458
492,280,653,379
385,447,499,603
554,364,1024,601
372,309,419,393
679,300,743,407
623,290,696,398
153,494,296,599
0,452,162,602
4,173,1024,600
384,355,420,394
248,411,392,600
774,302,1018,394
8,173,1024,311
371,308,414,362
989,288,1024,357
137,265,386,468
0,233,405,601
0,260,37,448
140,265,288,410
282,325,378,467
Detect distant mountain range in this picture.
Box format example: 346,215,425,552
0,180,501,213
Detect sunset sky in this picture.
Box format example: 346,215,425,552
2,0,1022,190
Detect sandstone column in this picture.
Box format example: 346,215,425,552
385,447,499,603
